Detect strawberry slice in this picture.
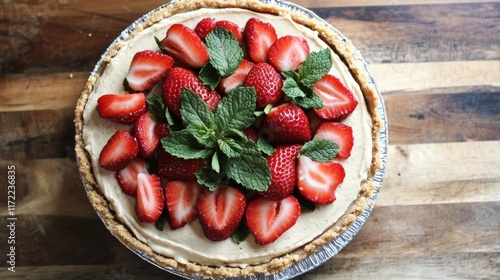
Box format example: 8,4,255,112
99,130,139,171
162,67,221,118
135,173,164,223
164,181,203,230
260,103,311,144
97,93,147,125
259,144,302,201
124,50,174,92
134,112,161,159
268,35,310,72
115,157,148,196
246,196,301,245
313,74,358,120
244,18,277,63
194,17,217,40
161,24,209,68
156,148,206,181
297,156,345,204
242,62,283,109
219,59,254,94
314,122,354,159
198,185,247,241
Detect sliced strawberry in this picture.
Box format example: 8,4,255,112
198,185,247,241
242,62,283,109
97,93,147,125
246,196,300,245
156,148,206,181
115,157,148,196
314,122,354,159
135,173,164,223
259,144,302,201
124,50,174,92
194,17,217,40
161,24,209,68
216,20,243,43
244,18,277,63
313,74,358,120
162,67,221,118
164,181,203,230
219,59,254,94
260,103,311,144
297,156,345,204
99,130,139,171
268,35,310,72
134,112,160,159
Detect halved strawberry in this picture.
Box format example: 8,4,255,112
97,93,147,125
160,24,209,68
198,185,247,241
115,157,148,196
246,195,300,245
162,67,221,118
297,156,345,204
219,59,254,94
124,50,174,92
267,35,310,72
244,18,277,63
135,173,164,223
194,17,217,40
259,144,302,201
134,112,161,159
260,103,311,144
314,122,354,159
313,74,358,120
242,62,283,109
156,148,206,181
164,181,203,230
99,130,139,171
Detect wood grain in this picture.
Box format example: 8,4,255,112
0,0,499,279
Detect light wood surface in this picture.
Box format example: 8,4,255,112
1,0,499,279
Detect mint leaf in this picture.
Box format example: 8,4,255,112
185,124,216,148
257,137,275,156
232,221,250,244
180,88,215,130
298,49,333,87
196,166,223,191
215,87,256,132
299,138,339,162
161,131,213,159
291,91,324,109
282,77,306,98
211,151,220,173
205,27,244,78
146,93,168,123
199,62,221,91
224,140,270,192
218,138,242,158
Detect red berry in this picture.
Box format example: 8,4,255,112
135,173,164,223
259,144,302,201
134,112,161,159
115,158,148,196
97,93,147,125
314,122,354,159
161,24,209,68
313,74,358,120
244,18,277,63
164,181,203,230
219,59,254,94
194,17,217,40
242,62,283,109
267,35,310,72
124,50,174,92
156,148,205,181
260,103,311,144
246,196,300,245
99,130,139,171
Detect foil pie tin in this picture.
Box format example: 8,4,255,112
85,0,388,278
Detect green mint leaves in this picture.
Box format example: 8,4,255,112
146,93,175,125
199,27,244,90
161,87,271,192
299,138,339,162
282,48,333,109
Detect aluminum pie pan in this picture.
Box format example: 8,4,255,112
86,0,388,279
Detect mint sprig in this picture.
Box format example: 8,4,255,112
161,87,271,192
200,27,244,90
299,138,339,162
146,93,175,126
281,48,333,109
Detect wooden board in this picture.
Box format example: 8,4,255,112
0,0,499,279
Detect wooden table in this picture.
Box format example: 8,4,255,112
1,0,499,279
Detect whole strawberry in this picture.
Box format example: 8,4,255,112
259,144,302,201
156,148,206,181
260,103,311,144
162,67,221,118
242,62,283,109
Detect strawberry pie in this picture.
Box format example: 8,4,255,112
75,0,384,278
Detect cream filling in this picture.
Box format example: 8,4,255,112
82,8,373,267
